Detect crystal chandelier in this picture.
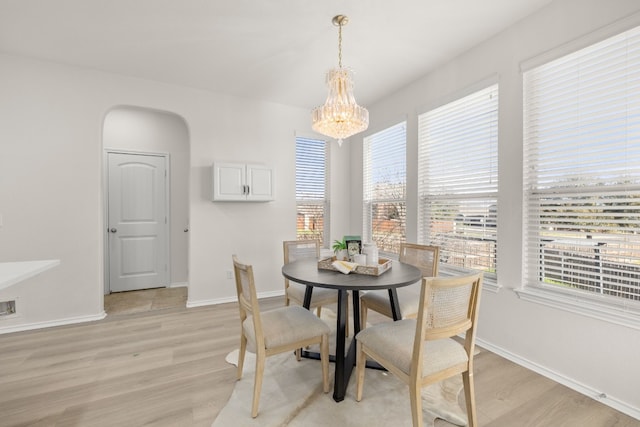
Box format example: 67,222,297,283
312,15,369,146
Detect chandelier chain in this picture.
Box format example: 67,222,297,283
338,23,342,68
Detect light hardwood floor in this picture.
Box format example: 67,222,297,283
0,296,637,426
104,287,188,316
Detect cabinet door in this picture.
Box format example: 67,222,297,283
247,164,274,201
212,162,246,201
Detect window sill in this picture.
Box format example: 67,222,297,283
515,285,640,330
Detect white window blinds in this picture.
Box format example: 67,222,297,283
363,122,406,255
523,25,640,302
418,84,498,278
296,136,330,246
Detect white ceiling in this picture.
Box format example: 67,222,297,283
0,0,553,109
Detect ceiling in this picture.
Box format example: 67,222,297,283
0,0,553,109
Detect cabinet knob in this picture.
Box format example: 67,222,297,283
110,228,117,233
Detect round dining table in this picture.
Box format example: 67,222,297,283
281,258,422,402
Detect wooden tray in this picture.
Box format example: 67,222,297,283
317,256,392,276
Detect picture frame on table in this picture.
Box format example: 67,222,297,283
345,239,362,262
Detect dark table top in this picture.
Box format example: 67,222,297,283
281,258,422,291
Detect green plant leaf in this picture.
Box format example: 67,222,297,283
332,239,346,252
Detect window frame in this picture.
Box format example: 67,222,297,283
518,22,640,329
295,135,330,247
362,121,407,257
417,81,500,291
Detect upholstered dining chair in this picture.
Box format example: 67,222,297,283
355,272,483,427
359,243,439,329
232,255,330,418
283,240,349,335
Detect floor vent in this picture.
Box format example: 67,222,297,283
0,300,16,316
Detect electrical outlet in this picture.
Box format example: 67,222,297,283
226,270,233,280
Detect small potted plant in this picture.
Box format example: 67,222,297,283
332,239,348,261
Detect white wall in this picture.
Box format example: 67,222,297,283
348,0,640,418
0,52,350,333
103,106,190,288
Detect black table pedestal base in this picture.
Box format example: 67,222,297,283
284,259,421,403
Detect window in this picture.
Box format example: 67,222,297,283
296,136,330,246
363,122,406,255
418,84,498,279
523,26,640,303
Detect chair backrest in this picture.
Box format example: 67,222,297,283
399,243,439,277
232,255,264,346
283,239,320,263
283,240,320,290
412,272,483,377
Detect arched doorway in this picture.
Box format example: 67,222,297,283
102,106,189,313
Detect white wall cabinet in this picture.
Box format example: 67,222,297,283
211,162,274,201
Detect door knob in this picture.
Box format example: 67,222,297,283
110,228,117,233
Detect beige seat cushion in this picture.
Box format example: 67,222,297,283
360,283,421,317
356,319,468,377
243,306,330,351
287,283,338,307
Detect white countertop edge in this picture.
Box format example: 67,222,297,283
0,260,61,291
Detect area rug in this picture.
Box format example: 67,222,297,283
213,320,470,426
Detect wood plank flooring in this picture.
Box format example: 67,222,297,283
104,287,187,316
0,296,637,426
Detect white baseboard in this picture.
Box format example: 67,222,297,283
186,296,236,308
0,311,107,335
169,282,188,288
257,290,285,299
186,289,284,308
475,337,640,421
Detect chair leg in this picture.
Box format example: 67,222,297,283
251,350,266,418
237,335,247,380
321,333,330,393
462,370,477,427
355,341,365,401
409,379,423,427
360,300,368,330
316,306,322,317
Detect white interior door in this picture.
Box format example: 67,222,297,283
107,152,168,292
